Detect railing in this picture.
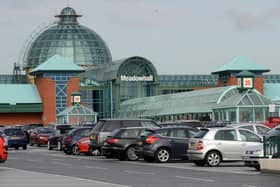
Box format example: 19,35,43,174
263,136,280,158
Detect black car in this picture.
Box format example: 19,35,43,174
48,125,73,151
135,126,199,163
102,127,158,161
62,126,93,155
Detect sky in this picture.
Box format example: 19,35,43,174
1,0,280,74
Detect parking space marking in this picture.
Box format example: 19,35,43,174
175,175,215,182
85,166,108,170
25,159,41,162
242,185,258,187
124,170,156,175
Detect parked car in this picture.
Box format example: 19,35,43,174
72,137,91,155
102,127,158,161
29,127,54,147
227,123,270,136
242,125,280,170
62,126,93,155
88,119,159,154
136,126,199,163
0,134,7,163
187,127,262,167
48,125,73,151
4,127,27,150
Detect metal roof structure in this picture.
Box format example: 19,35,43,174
120,86,274,118
30,55,84,74
0,84,42,113
212,56,270,74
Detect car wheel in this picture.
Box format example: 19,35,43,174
193,160,205,166
57,142,62,151
254,165,260,171
22,145,27,150
47,141,52,150
155,148,170,163
72,145,80,155
15,146,19,150
205,151,221,167
126,146,139,161
143,156,155,162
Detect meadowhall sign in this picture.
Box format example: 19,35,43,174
120,75,153,82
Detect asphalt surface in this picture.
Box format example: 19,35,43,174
0,146,279,187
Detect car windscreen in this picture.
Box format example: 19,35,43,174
194,129,209,138
92,121,105,132
4,128,24,136
38,128,54,134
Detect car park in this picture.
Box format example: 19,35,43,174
4,127,27,150
136,126,199,163
102,127,158,161
187,127,262,167
62,126,93,155
48,125,73,151
88,119,159,154
30,127,54,147
0,134,7,163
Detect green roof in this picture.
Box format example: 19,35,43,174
0,84,43,113
212,56,270,74
30,55,85,74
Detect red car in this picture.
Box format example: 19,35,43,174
30,127,54,147
73,137,91,155
0,135,7,163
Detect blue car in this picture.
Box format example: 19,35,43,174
4,128,27,150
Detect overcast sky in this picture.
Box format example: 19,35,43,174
1,0,280,74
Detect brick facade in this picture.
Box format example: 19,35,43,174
35,77,56,125
0,113,42,126
66,77,80,107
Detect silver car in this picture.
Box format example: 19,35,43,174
227,123,270,136
187,127,262,166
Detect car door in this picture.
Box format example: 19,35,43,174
213,129,241,160
169,128,188,158
237,129,262,159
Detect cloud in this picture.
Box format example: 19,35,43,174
226,8,280,30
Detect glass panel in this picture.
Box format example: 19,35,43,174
170,129,187,138
215,130,237,141
239,108,253,122
239,130,261,142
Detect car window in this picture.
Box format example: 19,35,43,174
239,130,261,142
194,129,209,138
102,121,121,132
93,121,105,132
215,130,237,141
141,121,159,127
120,129,139,138
188,129,199,138
156,129,169,137
170,129,187,138
121,120,140,128
79,129,92,137
240,125,254,132
256,125,270,135
37,128,54,134
4,128,24,136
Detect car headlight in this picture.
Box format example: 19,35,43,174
253,149,263,155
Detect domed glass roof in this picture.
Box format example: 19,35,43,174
24,7,112,68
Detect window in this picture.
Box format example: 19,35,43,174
141,121,158,127
156,129,169,137
120,129,139,138
80,128,92,137
239,130,261,142
170,129,187,138
256,125,270,135
102,121,121,132
240,125,254,132
215,130,237,141
121,120,140,128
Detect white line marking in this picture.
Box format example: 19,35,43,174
26,159,41,162
124,170,155,175
176,175,215,182
242,185,258,187
85,166,108,170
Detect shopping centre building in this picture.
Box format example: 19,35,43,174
0,7,280,126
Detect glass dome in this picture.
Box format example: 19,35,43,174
24,7,112,68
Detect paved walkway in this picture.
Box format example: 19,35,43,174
0,166,129,187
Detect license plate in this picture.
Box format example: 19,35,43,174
137,141,143,145
190,142,195,148
11,137,19,140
